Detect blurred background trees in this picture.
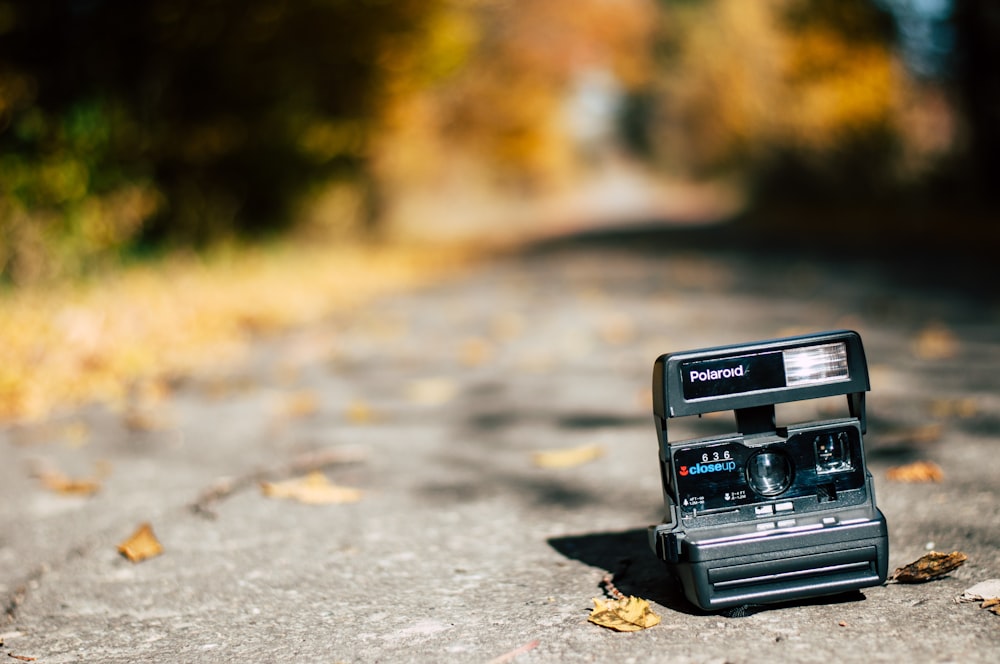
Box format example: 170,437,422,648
0,0,439,282
1,0,996,284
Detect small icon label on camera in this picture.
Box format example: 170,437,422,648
678,460,738,476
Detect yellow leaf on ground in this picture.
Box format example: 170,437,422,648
123,408,174,432
588,596,661,632
890,551,967,583
460,337,493,367
260,471,362,505
37,470,102,496
886,460,944,483
405,378,457,406
117,523,164,563
345,399,377,424
532,444,605,469
912,324,959,360
930,398,978,419
281,391,320,419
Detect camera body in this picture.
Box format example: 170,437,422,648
648,331,888,611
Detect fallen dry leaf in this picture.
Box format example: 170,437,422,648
982,598,1000,614
123,407,174,432
345,399,376,424
930,398,979,419
912,324,959,360
532,444,605,469
588,595,661,632
37,470,102,496
32,460,109,496
886,460,944,483
8,654,37,662
957,579,1000,604
260,471,362,505
489,312,524,343
59,421,92,448
405,378,457,406
459,337,493,367
117,523,164,563
281,391,320,419
890,551,967,583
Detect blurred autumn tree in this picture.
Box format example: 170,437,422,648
628,0,998,248
0,0,439,283
370,0,656,224
2,0,996,283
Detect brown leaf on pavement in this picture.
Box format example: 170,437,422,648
588,595,661,632
405,378,457,406
260,471,362,505
890,551,967,583
459,337,494,367
930,398,979,419
956,580,1000,615
123,407,174,432
531,443,604,469
957,579,1000,603
32,460,110,496
36,470,102,496
190,447,366,518
886,460,944,483
280,390,320,419
345,399,377,424
117,523,164,563
912,324,959,360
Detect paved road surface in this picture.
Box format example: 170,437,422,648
2,227,999,662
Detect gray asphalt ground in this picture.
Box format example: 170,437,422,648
2,226,999,663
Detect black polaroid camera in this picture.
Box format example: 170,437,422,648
648,330,888,611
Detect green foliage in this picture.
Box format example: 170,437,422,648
0,0,438,283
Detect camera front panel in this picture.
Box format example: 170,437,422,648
670,420,867,518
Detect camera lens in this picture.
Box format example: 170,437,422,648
746,451,793,496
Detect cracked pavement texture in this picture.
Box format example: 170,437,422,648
2,229,999,662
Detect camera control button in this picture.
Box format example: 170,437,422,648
822,516,837,525
754,505,774,517
775,501,794,512
778,519,796,528
756,521,776,531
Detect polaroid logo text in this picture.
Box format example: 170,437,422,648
679,461,738,476
689,365,746,383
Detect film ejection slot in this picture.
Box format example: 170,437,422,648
648,330,889,611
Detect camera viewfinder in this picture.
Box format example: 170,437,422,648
815,431,853,474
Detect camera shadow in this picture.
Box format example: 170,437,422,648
547,527,698,615
547,527,870,618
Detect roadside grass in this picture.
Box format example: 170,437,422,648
0,239,481,423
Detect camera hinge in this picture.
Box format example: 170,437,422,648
735,404,776,435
